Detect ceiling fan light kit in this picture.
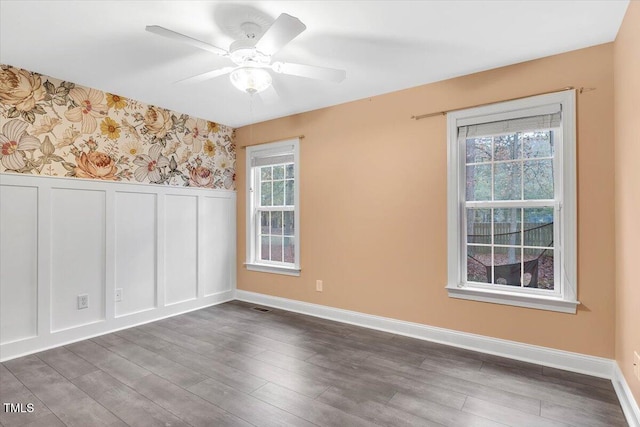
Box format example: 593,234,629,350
146,12,345,95
230,67,272,94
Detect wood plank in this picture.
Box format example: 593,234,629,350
188,378,315,427
3,356,125,427
0,302,628,427
127,374,251,427
72,371,189,427
251,382,374,427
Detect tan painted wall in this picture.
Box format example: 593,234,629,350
614,0,640,402
236,43,616,358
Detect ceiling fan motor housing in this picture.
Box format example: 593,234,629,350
229,38,271,67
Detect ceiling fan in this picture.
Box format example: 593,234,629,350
146,13,346,95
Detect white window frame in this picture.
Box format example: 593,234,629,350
245,138,301,276
446,90,578,313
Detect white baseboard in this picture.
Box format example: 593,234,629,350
613,363,640,427
1,292,234,362
235,290,614,378
236,290,640,425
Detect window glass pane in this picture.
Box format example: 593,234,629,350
466,137,492,163
273,165,284,180
494,134,521,161
273,180,285,205
467,208,491,244
260,211,270,235
260,166,272,180
523,159,553,199
524,208,553,247
260,182,272,206
493,208,521,246
260,236,270,261
494,162,522,200
285,179,294,206
467,246,490,283
523,131,553,158
493,246,522,286
286,164,294,179
270,211,283,235
466,164,491,201
524,248,554,290
271,236,283,262
283,237,295,263
283,211,294,236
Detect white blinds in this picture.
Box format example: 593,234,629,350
251,154,294,167
462,112,561,138
250,144,295,167
458,103,562,138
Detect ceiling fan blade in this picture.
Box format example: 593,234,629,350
272,62,346,83
146,25,228,57
254,13,306,56
259,84,279,105
175,66,236,84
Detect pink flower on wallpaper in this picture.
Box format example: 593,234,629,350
0,119,41,170
189,165,214,188
64,87,107,134
133,144,169,183
75,151,118,180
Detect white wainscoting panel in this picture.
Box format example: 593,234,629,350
0,173,236,361
200,196,233,296
115,191,157,317
51,188,106,332
0,185,38,344
164,194,198,305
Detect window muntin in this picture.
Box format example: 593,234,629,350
256,163,295,265
245,139,300,276
446,90,577,313
464,130,558,294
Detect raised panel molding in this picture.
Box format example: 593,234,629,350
115,191,157,317
201,196,234,296
0,174,236,361
51,188,106,332
164,195,198,305
0,185,38,344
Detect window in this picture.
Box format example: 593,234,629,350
245,138,300,276
446,91,578,313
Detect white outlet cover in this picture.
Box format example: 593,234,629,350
77,294,88,309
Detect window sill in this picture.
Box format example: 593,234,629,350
446,285,579,314
245,263,301,277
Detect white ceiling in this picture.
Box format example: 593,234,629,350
0,1,629,128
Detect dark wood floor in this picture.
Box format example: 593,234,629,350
0,300,627,427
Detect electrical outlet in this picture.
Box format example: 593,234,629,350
634,351,640,381
77,294,88,310
316,280,323,292
115,288,122,302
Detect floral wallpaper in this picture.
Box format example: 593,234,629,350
0,65,235,189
